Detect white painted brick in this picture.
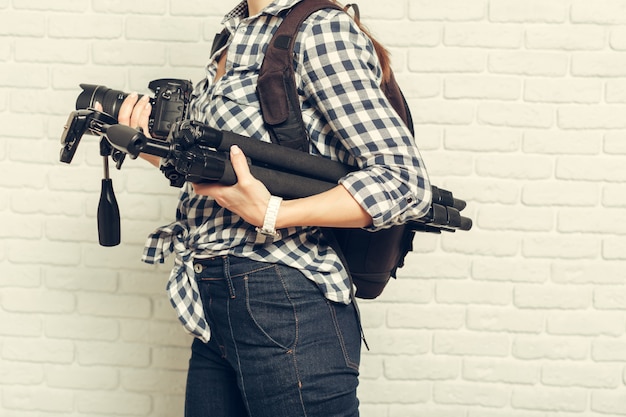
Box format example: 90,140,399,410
604,131,626,154
572,52,626,77
0,310,42,337
76,341,150,367
526,25,606,51
120,319,191,348
433,381,510,407
92,41,167,66
592,338,626,361
523,235,599,260
48,13,124,39
91,0,166,14
45,364,119,390
152,395,186,417
375,21,442,47
121,369,186,394
151,346,189,371
0,213,43,239
591,390,626,415
559,208,626,234
514,285,591,310
489,51,568,76
542,362,622,389
444,23,522,48
433,332,509,357
8,240,81,266
444,126,521,152
1,386,74,413
0,263,41,288
609,26,626,50
436,281,512,305
75,391,152,415
478,102,553,128
472,258,550,283
463,358,539,385
477,205,554,232
374,279,433,304
445,76,521,101
559,105,626,129
511,386,588,412
1,288,75,314
125,17,201,42
44,265,118,292
82,243,147,269
388,304,466,329
411,100,474,125
0,359,44,385
442,231,519,257
44,315,119,341
552,260,626,285
594,286,626,310
443,178,519,205
77,292,151,319
467,307,544,333
421,152,474,176
490,0,569,23
602,184,626,207
512,335,589,360
523,181,599,207
384,355,460,380
523,130,602,155
2,337,74,363
408,48,486,73
0,63,48,88
571,0,626,24
409,0,486,21
603,237,626,260
557,156,626,181
476,154,553,179
13,0,86,11
358,379,430,404
525,78,602,104
14,39,88,65
360,329,431,355
547,311,625,337
0,11,45,36
400,254,472,279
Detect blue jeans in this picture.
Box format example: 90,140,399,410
185,255,362,417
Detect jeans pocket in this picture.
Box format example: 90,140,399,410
242,265,298,350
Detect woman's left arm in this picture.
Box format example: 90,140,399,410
191,145,373,229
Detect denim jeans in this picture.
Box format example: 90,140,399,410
184,255,362,417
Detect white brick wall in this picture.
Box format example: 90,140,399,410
0,0,625,416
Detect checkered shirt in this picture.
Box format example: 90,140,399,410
142,0,432,343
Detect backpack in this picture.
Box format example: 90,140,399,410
210,0,458,299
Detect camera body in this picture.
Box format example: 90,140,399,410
75,78,193,140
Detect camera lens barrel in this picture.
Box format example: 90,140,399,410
76,84,144,120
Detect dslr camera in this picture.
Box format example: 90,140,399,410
75,78,193,140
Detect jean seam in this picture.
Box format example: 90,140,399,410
326,300,360,372
243,265,299,351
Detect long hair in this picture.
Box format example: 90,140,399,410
330,1,392,84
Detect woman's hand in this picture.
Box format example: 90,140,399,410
192,145,271,228
101,93,160,167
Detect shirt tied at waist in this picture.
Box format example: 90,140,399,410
141,221,211,343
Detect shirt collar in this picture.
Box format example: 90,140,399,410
224,0,305,22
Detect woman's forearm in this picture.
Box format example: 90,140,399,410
276,184,372,229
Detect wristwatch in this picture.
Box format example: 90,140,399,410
256,195,282,238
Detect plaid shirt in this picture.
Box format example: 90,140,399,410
142,0,432,342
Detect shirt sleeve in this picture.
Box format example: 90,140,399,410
297,10,432,230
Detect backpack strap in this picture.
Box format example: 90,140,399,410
257,0,342,151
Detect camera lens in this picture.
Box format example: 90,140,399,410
76,84,141,120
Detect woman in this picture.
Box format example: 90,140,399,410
117,0,431,415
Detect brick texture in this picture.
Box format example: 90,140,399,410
1,1,625,416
